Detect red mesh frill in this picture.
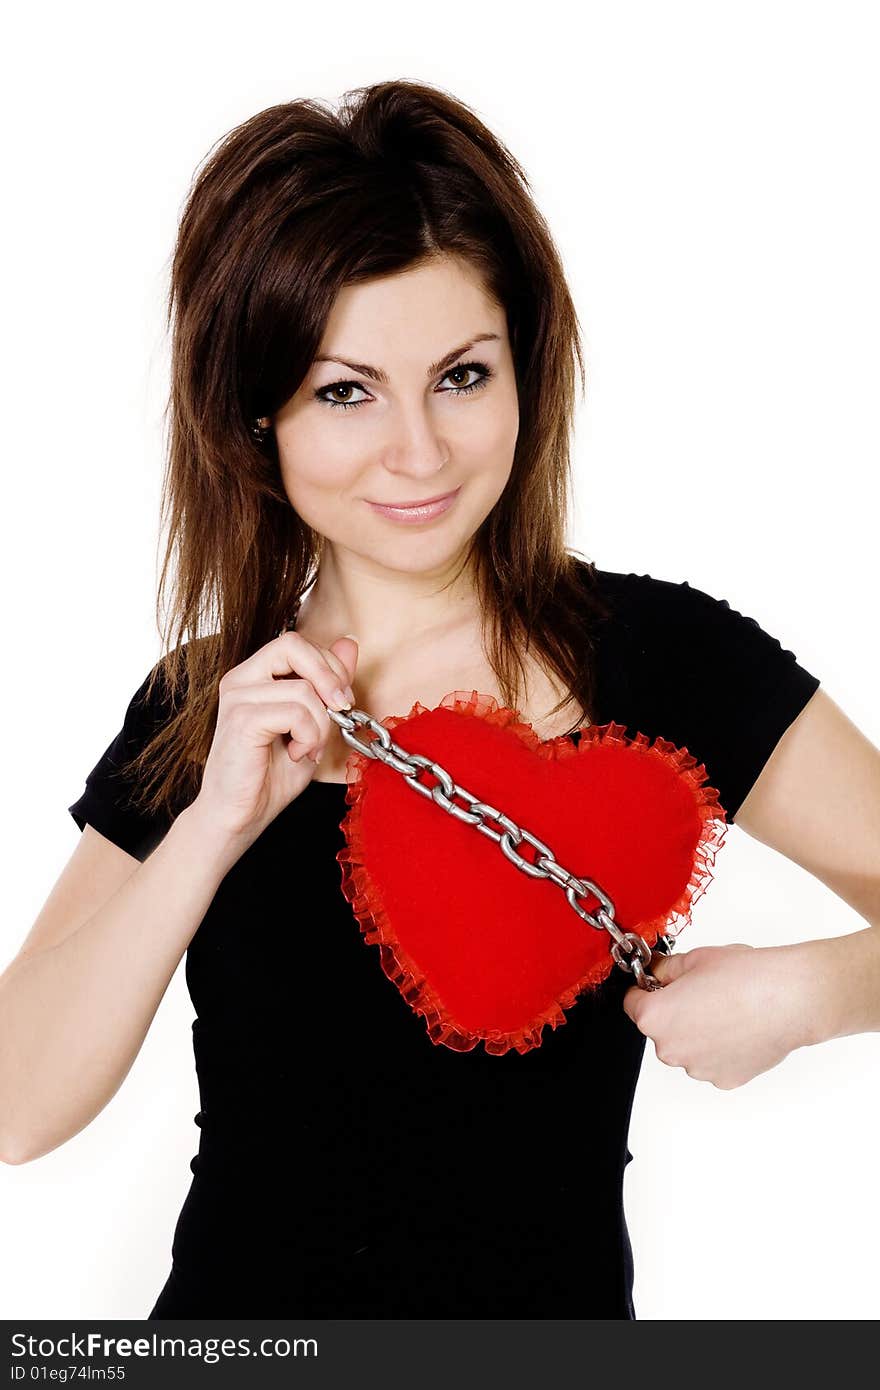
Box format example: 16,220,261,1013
335,690,728,1056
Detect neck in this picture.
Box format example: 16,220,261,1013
297,541,481,652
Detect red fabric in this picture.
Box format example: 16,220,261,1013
336,691,728,1055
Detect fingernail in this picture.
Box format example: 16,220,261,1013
314,749,324,764
342,633,358,642
344,684,355,704
332,687,352,710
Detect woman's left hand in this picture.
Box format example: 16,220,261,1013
622,943,809,1089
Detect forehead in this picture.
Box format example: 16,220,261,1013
318,258,504,360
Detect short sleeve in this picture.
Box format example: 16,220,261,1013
67,660,178,862
612,573,821,823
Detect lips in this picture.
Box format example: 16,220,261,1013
366,486,461,524
370,487,458,508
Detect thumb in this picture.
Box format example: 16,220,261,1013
326,633,359,688
646,947,692,985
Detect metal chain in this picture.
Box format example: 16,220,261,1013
323,703,675,991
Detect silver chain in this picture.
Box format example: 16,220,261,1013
323,703,675,991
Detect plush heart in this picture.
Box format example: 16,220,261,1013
336,691,728,1056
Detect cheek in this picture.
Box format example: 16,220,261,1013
452,397,519,462
277,428,362,496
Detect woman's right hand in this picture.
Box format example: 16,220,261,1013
189,630,359,853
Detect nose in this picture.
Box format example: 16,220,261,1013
380,399,450,479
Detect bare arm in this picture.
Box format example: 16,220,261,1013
0,802,244,1164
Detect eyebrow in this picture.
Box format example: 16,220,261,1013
312,333,501,384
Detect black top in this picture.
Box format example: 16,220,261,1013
67,565,821,1319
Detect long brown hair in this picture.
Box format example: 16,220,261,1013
122,78,613,820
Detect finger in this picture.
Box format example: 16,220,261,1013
220,676,332,737
221,682,331,761
222,688,324,755
284,707,323,761
221,631,354,710
622,984,645,1024
276,682,332,760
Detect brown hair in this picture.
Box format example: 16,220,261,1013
122,78,613,820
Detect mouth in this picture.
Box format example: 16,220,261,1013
365,486,461,524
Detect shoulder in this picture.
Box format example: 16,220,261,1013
568,557,748,663
571,556,716,618
586,565,740,630
67,637,207,861
578,562,822,823
586,565,801,667
115,638,201,744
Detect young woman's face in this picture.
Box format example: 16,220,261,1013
273,256,520,575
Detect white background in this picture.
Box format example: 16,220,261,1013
1,0,877,1322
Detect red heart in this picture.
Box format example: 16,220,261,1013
336,691,728,1055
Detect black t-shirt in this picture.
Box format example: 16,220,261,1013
67,564,821,1319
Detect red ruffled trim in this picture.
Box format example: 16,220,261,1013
336,690,728,1055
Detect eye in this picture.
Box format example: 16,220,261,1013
439,360,494,396
313,381,370,411
313,359,495,412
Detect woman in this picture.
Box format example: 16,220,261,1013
2,79,878,1320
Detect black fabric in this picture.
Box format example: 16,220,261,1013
67,663,178,862
67,564,821,1318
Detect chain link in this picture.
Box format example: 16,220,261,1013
324,704,675,990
